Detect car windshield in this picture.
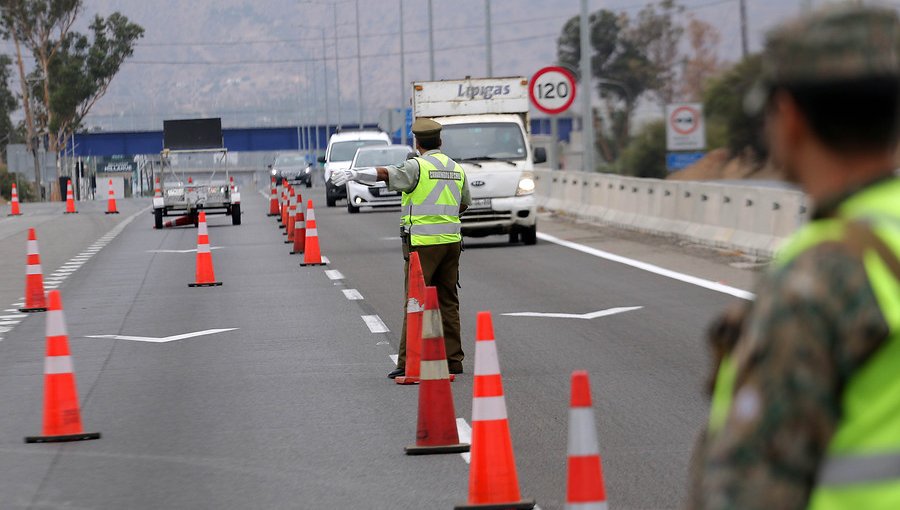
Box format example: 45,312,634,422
440,122,526,161
353,147,410,168
275,155,305,166
329,140,388,162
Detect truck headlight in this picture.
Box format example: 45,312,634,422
516,176,535,196
270,169,277,176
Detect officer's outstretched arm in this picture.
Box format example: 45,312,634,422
330,167,379,187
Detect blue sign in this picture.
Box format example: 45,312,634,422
666,151,705,171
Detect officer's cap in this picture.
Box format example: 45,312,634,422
745,4,899,115
412,118,442,140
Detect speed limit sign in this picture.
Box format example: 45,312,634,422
529,66,577,115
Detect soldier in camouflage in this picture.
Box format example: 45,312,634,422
688,5,900,509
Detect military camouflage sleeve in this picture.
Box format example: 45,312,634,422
697,243,889,510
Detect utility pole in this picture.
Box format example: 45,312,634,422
739,0,749,59
579,0,595,173
333,8,342,129
399,0,408,146
485,0,492,77
355,0,364,128
313,52,320,155
321,28,330,144
428,0,435,80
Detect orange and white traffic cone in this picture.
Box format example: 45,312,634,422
299,200,327,266
281,184,291,229
405,286,470,455
64,180,77,214
105,179,119,214
153,176,162,198
20,228,48,313
566,371,608,510
396,252,426,385
9,182,22,216
456,312,535,509
25,291,101,444
229,175,235,193
188,176,193,184
188,211,222,287
290,206,306,255
163,215,194,228
268,177,279,216
285,187,297,240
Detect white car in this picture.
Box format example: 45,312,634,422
345,145,413,214
320,129,391,207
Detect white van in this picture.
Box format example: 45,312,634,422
320,129,391,207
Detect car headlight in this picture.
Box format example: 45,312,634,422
305,167,311,174
516,175,535,196
271,169,277,175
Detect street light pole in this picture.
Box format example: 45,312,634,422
333,7,342,129
355,0,364,128
485,0,492,77
428,0,435,80
399,0,407,146
579,0,595,173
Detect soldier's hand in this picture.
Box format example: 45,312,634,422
330,169,357,187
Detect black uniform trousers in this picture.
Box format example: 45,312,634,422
398,241,463,372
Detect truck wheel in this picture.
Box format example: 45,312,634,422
522,225,537,245
154,209,163,229
508,231,520,244
347,201,360,214
192,212,199,228
232,204,242,225
326,196,336,207
306,180,312,189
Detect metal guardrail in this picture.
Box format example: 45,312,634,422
534,170,809,257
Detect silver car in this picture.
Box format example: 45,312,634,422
345,145,413,213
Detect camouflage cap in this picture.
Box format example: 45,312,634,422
411,118,442,140
746,4,899,114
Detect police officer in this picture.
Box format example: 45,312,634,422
688,5,900,509
331,118,471,378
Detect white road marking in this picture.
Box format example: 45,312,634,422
11,302,24,307
4,309,19,312
0,315,27,320
456,418,472,463
389,354,399,364
321,256,330,264
0,327,11,334
342,289,364,300
503,306,643,320
536,232,755,300
145,247,222,254
325,270,344,280
362,315,389,333
0,320,20,326
381,236,401,241
85,328,238,344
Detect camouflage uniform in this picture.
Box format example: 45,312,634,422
687,6,900,509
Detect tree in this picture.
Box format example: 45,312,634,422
618,120,667,178
630,0,685,106
0,55,18,162
703,55,767,160
681,16,723,102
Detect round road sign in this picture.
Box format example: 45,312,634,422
529,66,577,115
669,105,701,136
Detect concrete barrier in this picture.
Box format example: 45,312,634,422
534,170,809,257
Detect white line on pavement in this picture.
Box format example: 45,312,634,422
536,232,755,301
362,315,389,333
325,270,344,280
503,306,643,320
0,315,27,320
0,321,20,326
456,418,472,463
389,354,398,365
322,256,330,264
342,289,364,300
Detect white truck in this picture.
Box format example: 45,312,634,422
412,77,546,245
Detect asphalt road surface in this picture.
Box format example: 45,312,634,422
0,189,760,509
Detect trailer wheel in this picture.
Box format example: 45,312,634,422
522,225,537,245
232,204,242,225
154,209,164,229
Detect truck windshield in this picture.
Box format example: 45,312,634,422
329,140,388,162
440,122,526,161
354,147,410,168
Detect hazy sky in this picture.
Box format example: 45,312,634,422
3,0,835,131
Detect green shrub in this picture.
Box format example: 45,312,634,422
619,120,667,178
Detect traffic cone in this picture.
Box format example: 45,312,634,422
163,215,194,228
268,177,279,216
396,252,426,385
9,182,22,216
20,228,48,313
64,180,77,214
290,206,306,255
285,187,296,240
154,176,162,198
105,179,119,214
229,175,235,193
299,200,327,266
281,185,291,229
188,211,222,287
566,371,608,510
25,291,101,444
405,286,470,455
188,176,193,184
456,312,535,509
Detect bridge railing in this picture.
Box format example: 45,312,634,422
534,170,809,257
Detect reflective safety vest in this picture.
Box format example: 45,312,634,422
708,178,900,510
402,152,465,246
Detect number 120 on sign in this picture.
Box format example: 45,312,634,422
530,66,577,115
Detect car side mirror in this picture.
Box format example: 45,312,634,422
267,164,273,169
317,155,327,164
533,147,547,165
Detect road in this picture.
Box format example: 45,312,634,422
0,189,759,509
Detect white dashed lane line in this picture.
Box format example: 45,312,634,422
342,289,364,300
325,270,344,281
362,315,389,334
